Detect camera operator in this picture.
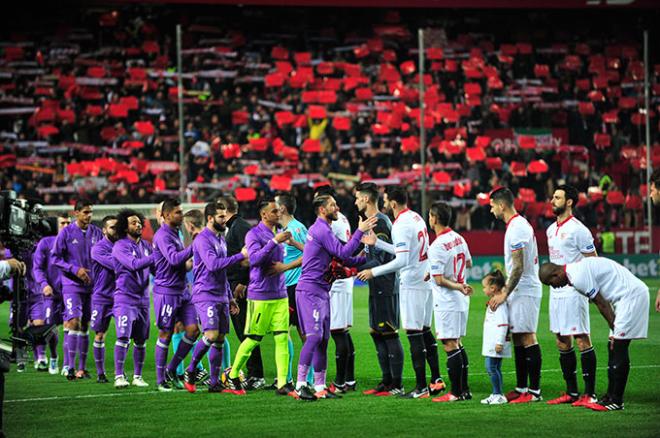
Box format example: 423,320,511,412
0,240,27,438
0,252,26,280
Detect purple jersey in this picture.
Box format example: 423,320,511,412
90,237,115,305
51,222,103,293
111,237,154,307
245,222,287,301
32,235,62,297
152,223,192,295
191,227,244,304
297,217,365,297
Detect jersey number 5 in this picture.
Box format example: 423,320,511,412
417,230,429,262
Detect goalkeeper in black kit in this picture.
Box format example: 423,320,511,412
354,183,405,396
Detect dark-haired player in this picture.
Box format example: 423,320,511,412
295,194,376,400
358,187,444,399
225,199,297,397
275,193,309,385
540,258,649,411
111,210,154,389
488,188,543,403
52,199,103,380
354,182,405,397
32,213,70,374
184,202,246,393
89,215,118,383
152,198,198,392
545,185,598,406
427,202,473,403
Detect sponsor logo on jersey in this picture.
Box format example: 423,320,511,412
395,242,406,247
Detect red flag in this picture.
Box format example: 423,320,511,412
333,117,351,131
528,160,549,174
302,138,321,153
270,175,292,191
248,138,269,151
308,105,326,119
466,147,486,162
134,121,155,136
433,171,451,184
606,190,624,205
235,187,257,202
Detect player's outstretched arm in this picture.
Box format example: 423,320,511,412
656,289,660,312
112,241,154,271
157,233,193,267
374,238,395,255
91,240,115,271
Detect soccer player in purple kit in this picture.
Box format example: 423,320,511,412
224,198,298,397
51,199,103,380
111,210,154,389
90,215,118,383
152,198,199,392
184,202,246,393
294,194,377,400
31,213,70,374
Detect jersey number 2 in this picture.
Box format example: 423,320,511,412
417,230,428,262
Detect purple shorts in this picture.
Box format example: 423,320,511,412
194,301,230,334
296,291,330,340
113,304,150,342
91,301,113,333
63,292,92,323
154,294,197,331
29,300,44,321
43,295,64,325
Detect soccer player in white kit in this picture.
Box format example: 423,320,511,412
358,187,444,399
545,185,599,406
329,209,356,391
539,257,650,411
488,188,543,403
427,202,473,403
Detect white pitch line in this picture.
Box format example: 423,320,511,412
7,364,660,404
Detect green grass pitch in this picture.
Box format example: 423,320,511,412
5,281,660,438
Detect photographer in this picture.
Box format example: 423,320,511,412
0,241,27,438
0,255,26,281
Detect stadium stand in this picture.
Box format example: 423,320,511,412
0,5,657,230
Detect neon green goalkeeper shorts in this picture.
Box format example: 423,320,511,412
244,297,289,336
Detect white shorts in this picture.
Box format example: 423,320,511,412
549,292,591,336
434,310,468,340
330,290,353,330
507,294,541,334
611,287,650,340
400,287,433,331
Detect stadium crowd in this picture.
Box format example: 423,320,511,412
0,5,658,231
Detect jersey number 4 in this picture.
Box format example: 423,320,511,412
417,230,429,262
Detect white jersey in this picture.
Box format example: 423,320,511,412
504,214,542,298
565,257,648,304
482,304,511,358
546,216,596,297
429,228,472,312
372,208,429,289
330,212,354,294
